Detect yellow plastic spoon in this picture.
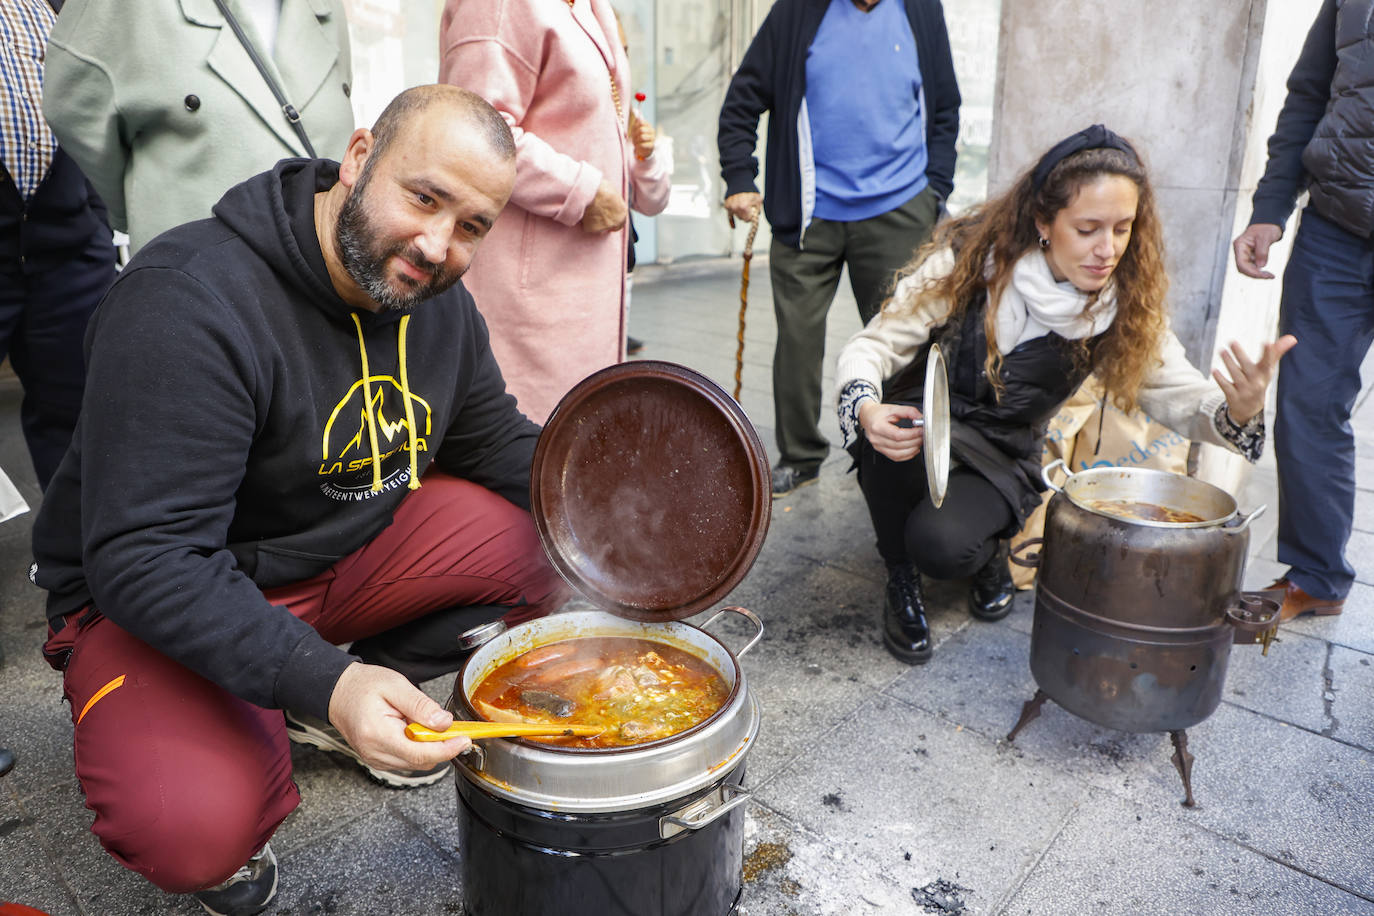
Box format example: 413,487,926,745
405,721,603,742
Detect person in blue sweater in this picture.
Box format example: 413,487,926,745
718,0,960,497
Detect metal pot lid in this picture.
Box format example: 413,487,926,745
923,343,951,509
530,361,771,621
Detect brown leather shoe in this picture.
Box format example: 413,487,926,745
1263,577,1345,623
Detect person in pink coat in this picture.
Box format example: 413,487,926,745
440,0,672,423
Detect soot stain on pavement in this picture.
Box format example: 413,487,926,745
912,877,972,914
1086,737,1130,766
0,816,35,838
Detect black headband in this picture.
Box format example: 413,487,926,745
1031,124,1139,191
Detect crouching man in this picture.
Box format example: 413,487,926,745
30,85,567,915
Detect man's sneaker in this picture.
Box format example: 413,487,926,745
194,843,277,916
771,463,820,498
283,710,452,789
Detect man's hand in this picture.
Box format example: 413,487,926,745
859,401,924,462
327,662,470,772
724,191,762,228
1232,223,1283,279
581,181,628,233
1212,334,1298,425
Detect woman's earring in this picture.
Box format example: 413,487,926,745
1038,236,1049,249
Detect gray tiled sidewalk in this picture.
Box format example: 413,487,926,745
1,258,1372,915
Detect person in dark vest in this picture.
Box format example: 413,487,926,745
1232,0,1369,624
836,126,1296,664
717,0,961,498
0,0,116,490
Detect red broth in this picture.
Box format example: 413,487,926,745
470,636,730,748
1083,498,1206,524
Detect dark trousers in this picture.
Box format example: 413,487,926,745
1274,209,1374,600
857,440,1014,578
0,244,115,488
768,185,940,470
42,473,567,894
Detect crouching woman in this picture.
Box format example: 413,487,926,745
835,125,1295,664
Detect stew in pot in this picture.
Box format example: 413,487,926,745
1083,498,1206,524
470,636,730,748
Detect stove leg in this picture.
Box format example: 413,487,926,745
1006,689,1049,742
1170,729,1197,808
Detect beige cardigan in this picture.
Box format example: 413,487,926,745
44,0,356,253
835,248,1242,453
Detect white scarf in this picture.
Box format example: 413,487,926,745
993,250,1118,353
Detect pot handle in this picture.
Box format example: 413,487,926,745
1223,504,1268,535
456,742,486,773
701,605,764,658
660,783,752,839
456,618,507,651
1041,458,1068,493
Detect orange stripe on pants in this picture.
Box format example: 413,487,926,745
77,674,126,725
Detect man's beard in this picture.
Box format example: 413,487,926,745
335,167,464,311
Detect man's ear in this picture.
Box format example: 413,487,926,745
338,128,375,188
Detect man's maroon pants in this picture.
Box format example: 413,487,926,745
42,474,565,894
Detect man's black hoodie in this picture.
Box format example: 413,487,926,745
32,159,540,720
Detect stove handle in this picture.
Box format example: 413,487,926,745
1226,593,1281,655
1041,458,1068,493
702,605,764,657
659,783,752,839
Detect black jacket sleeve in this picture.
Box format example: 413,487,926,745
1249,0,1338,230
915,0,961,202
432,294,542,510
717,8,779,199
76,268,355,720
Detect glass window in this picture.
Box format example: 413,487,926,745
342,0,1000,261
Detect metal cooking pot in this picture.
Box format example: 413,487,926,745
452,361,771,915
452,607,761,812
1020,461,1279,734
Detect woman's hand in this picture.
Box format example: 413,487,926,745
581,181,628,233
628,109,656,161
860,401,924,462
1212,335,1298,425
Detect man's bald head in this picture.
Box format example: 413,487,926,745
368,84,515,165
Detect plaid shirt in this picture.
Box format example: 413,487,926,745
0,0,58,200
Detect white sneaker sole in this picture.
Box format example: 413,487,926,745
284,714,452,789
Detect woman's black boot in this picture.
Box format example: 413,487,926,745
969,540,1015,621
883,562,932,664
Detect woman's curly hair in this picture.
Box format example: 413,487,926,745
882,144,1169,412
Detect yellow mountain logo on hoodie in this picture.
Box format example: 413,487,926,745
319,376,432,499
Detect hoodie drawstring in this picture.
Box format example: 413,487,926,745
396,315,421,489
351,313,422,493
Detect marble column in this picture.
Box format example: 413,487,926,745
990,0,1322,491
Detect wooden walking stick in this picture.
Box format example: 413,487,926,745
734,211,760,402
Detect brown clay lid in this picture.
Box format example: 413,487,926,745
530,360,771,621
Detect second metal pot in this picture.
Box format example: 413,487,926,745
1024,462,1277,732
